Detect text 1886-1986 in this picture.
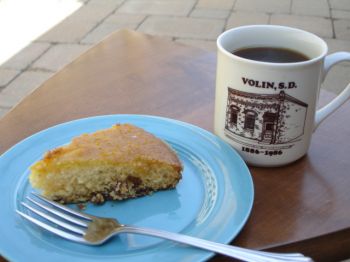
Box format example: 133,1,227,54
242,146,283,156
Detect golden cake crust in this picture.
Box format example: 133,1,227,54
36,124,181,169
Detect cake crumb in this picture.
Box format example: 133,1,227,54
91,193,105,204
77,203,86,210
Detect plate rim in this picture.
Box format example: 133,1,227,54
0,114,254,262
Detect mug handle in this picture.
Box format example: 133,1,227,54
314,52,350,130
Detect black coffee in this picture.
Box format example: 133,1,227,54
233,47,309,63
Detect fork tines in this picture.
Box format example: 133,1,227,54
16,193,92,244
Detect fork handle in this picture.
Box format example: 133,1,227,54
118,226,313,262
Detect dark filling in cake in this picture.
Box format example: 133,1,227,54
54,175,176,204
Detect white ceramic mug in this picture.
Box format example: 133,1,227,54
215,25,350,167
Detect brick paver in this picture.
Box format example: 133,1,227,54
0,69,20,88
31,44,91,72
324,38,350,53
138,16,225,40
330,0,350,11
39,1,123,43
0,0,350,118
105,13,146,24
270,14,333,38
118,0,196,16
0,70,53,108
190,8,230,19
332,10,350,19
66,0,124,22
2,42,51,71
226,12,269,29
291,0,330,17
175,38,216,52
38,20,97,43
196,0,235,10
234,0,291,13
334,19,350,40
82,13,146,44
86,0,124,8
0,107,10,119
82,23,138,44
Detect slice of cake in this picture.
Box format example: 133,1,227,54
29,123,183,204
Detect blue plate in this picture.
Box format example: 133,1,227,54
0,115,254,262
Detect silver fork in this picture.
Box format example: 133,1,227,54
17,193,313,262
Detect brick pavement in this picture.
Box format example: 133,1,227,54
0,0,350,119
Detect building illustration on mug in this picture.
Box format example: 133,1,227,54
224,88,308,146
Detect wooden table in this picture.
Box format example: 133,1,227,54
1,30,350,261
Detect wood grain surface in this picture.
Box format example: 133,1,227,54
1,30,349,261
